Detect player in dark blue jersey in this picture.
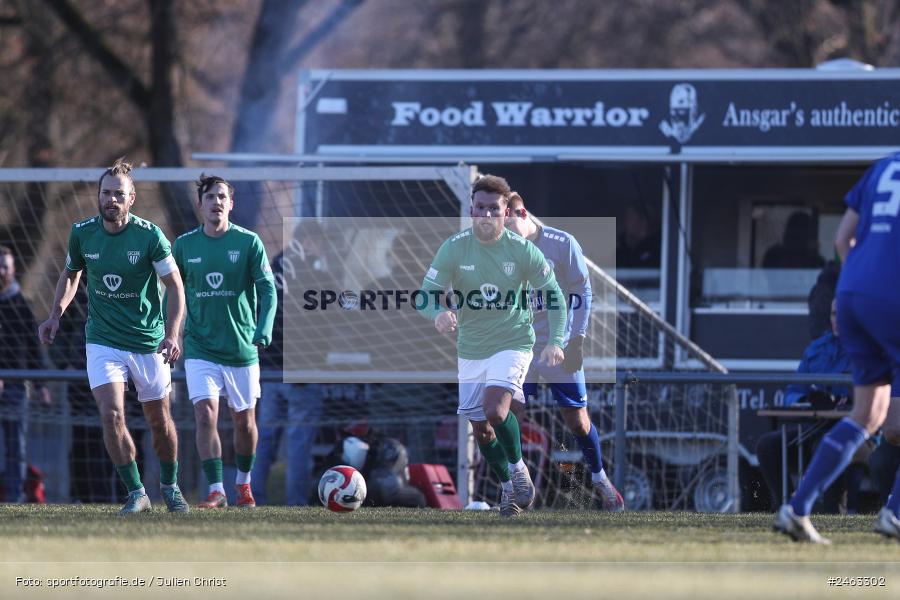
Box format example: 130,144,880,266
775,152,900,543
505,192,624,511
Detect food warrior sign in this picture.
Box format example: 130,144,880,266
297,69,900,159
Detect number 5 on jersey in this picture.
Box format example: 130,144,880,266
873,161,900,217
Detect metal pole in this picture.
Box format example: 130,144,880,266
614,381,628,492
727,384,740,512
781,423,788,505
456,415,473,506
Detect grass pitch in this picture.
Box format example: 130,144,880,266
1,504,898,598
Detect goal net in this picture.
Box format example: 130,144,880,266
0,166,736,511
479,228,738,512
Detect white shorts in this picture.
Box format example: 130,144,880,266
457,349,532,421
86,343,172,402
185,358,260,412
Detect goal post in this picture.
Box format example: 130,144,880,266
0,165,475,503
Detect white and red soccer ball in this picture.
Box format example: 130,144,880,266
318,465,367,512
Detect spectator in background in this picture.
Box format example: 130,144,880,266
756,300,869,513
617,204,661,268
0,246,49,502
807,260,840,340
252,222,328,505
762,211,825,269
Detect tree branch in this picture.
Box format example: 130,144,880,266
41,0,151,110
282,0,364,67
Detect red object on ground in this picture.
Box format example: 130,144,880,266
408,463,462,509
25,464,45,504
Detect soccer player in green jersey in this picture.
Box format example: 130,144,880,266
173,175,276,509
419,174,567,516
37,159,188,515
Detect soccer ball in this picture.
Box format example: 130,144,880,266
318,465,367,512
338,290,359,310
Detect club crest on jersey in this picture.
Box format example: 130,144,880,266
206,272,224,290
502,262,515,276
228,250,240,263
127,250,140,265
480,283,500,301
103,274,122,292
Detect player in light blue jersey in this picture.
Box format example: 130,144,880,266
774,152,900,543
505,192,624,511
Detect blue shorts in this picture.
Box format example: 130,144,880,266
521,356,587,409
837,292,900,387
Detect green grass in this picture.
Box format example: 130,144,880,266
1,505,899,598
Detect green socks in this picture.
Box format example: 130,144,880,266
203,455,254,487
493,412,523,464
160,460,178,487
116,460,143,493
235,453,256,474
118,459,179,491
478,438,511,482
202,458,224,486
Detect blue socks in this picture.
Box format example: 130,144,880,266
887,464,900,517
790,417,868,516
576,423,604,476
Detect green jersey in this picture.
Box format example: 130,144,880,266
420,228,566,360
65,214,172,353
173,224,276,367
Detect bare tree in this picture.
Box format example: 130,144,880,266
41,0,195,228
228,0,363,227
831,0,900,65
0,3,57,267
230,0,364,154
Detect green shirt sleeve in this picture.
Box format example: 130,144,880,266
150,226,172,263
253,277,276,347
525,240,567,348
250,236,276,346
250,235,274,282
65,225,85,272
418,237,455,321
